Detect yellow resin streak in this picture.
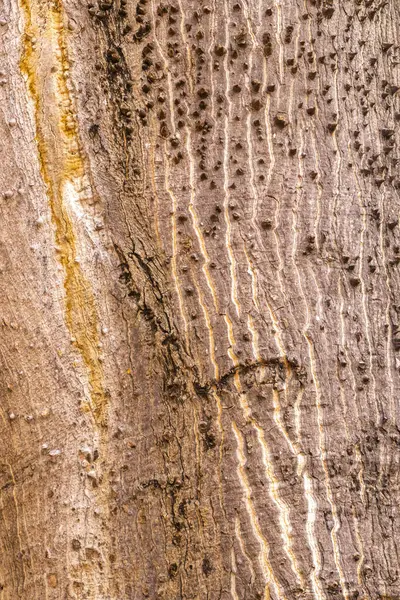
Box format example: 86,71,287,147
20,0,107,425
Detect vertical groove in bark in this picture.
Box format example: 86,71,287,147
19,0,108,425
0,0,399,598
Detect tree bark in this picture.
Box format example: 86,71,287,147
0,0,399,598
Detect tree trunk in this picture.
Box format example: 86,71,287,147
0,0,399,597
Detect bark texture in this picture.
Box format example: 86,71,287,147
0,0,399,598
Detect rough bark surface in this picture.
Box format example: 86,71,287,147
0,0,399,598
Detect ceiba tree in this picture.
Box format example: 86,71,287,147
0,0,399,597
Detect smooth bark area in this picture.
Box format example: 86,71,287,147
0,0,399,598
